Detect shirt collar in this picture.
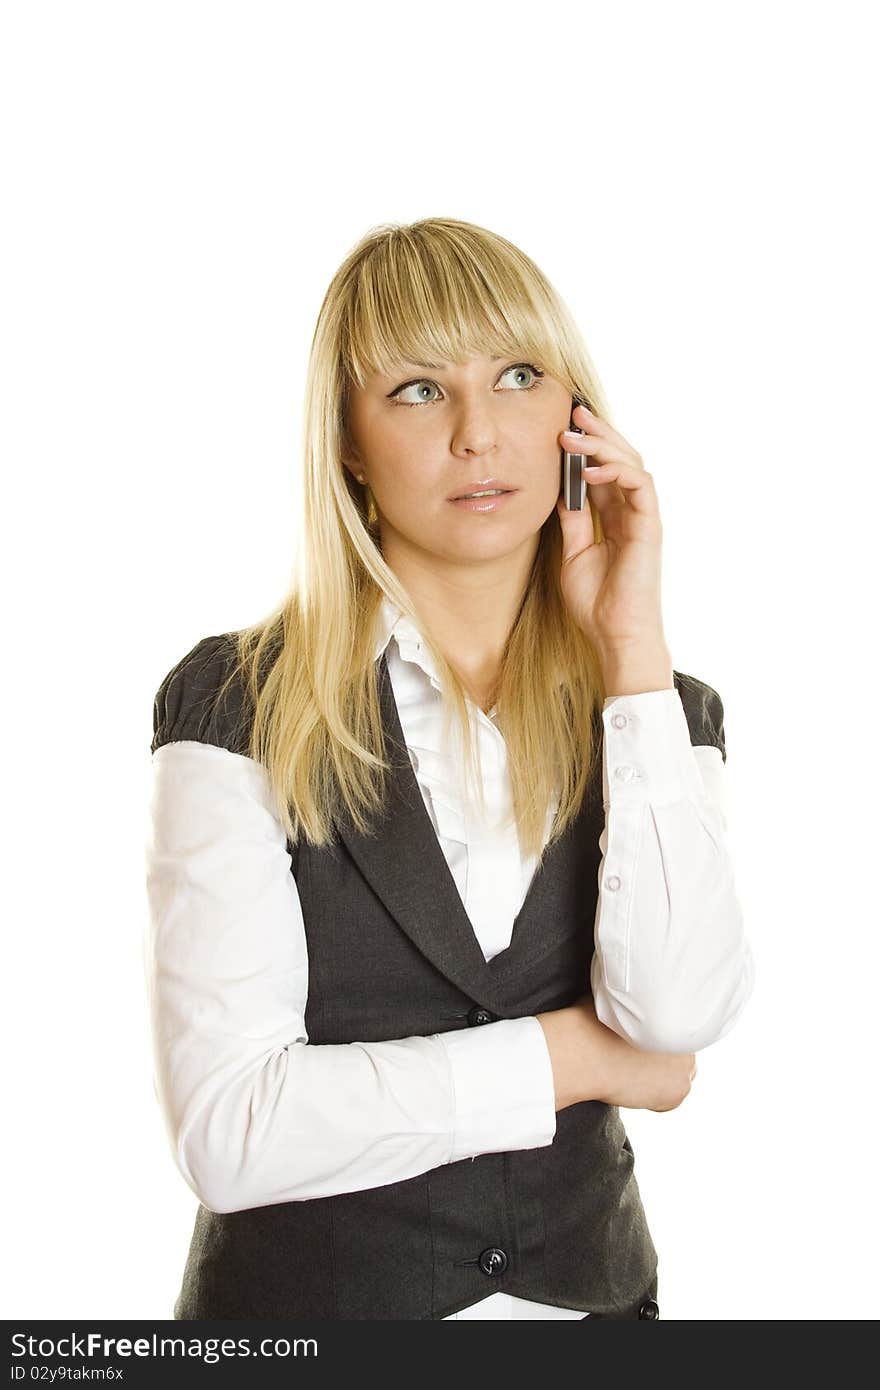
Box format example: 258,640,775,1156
372,592,567,704
372,592,444,685
373,592,414,662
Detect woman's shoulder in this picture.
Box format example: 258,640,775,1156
672,669,727,763
150,631,253,757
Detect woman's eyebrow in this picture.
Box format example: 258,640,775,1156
388,356,510,373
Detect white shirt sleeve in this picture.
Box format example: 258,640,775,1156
589,689,755,1053
144,740,556,1215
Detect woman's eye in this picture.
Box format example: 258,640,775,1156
391,362,545,407
394,380,441,406
501,362,544,390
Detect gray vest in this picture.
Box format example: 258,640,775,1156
153,635,724,1319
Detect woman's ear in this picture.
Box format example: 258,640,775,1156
340,446,366,485
339,439,361,478
340,447,365,482
339,415,362,473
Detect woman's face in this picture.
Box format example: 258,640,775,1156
342,354,573,566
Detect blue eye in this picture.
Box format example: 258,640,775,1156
390,362,545,407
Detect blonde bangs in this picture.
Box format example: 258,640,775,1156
340,219,583,403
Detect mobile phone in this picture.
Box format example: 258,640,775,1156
562,406,587,510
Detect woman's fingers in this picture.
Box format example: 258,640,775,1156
581,457,658,517
561,431,622,508
561,432,657,516
564,403,647,508
571,403,646,466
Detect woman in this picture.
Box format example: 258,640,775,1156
145,216,755,1320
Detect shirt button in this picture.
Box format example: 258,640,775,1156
614,765,637,781
638,1299,660,1319
605,875,621,891
478,1247,509,1276
611,712,627,728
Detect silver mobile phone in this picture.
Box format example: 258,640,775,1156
562,414,587,510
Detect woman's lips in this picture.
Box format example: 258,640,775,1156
448,490,518,513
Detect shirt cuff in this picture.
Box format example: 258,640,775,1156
437,1016,557,1163
602,688,706,808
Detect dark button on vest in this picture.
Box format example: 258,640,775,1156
478,1248,509,1277
152,641,731,1321
467,1006,497,1026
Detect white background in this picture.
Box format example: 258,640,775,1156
3,0,877,1322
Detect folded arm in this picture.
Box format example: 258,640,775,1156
589,685,756,1052
145,740,557,1214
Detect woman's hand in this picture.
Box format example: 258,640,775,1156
555,403,667,661
536,993,696,1113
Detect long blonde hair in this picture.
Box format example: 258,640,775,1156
218,217,615,860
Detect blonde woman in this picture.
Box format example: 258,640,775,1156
145,217,755,1321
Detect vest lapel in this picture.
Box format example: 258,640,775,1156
332,653,599,1013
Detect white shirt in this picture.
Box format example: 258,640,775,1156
144,595,755,1320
